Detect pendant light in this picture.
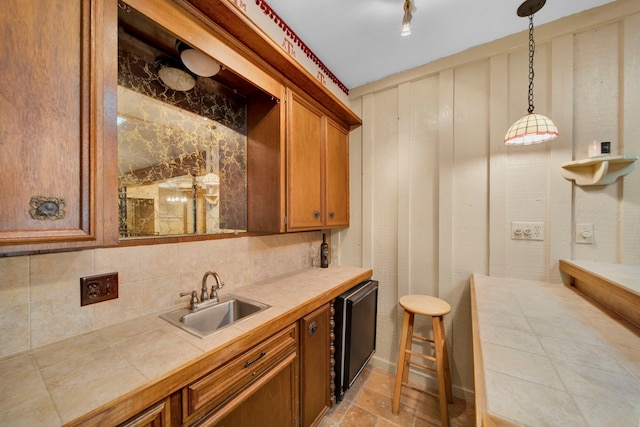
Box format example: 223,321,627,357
401,0,413,37
504,0,558,146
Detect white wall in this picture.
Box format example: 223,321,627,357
341,0,640,397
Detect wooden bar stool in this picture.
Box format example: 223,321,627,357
392,295,453,427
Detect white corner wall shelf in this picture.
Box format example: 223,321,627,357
561,155,639,186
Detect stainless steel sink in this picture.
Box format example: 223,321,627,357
160,294,269,338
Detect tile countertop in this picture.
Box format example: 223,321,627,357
560,259,640,296
0,265,372,427
470,273,640,427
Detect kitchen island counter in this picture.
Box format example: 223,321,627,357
471,272,640,426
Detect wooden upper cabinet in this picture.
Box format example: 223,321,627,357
0,0,117,253
325,119,349,228
286,91,324,231
285,90,350,232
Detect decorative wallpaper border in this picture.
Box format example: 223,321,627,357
228,0,349,99
255,0,348,95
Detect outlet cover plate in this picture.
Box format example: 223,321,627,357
511,222,544,241
80,272,118,306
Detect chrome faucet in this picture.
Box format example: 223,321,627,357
202,271,225,303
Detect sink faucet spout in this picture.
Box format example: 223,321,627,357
202,271,224,303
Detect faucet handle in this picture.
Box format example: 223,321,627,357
180,290,199,310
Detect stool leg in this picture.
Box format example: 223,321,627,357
439,316,453,403
393,310,413,414
432,315,450,427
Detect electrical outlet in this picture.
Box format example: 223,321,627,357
80,272,118,306
576,223,594,244
511,222,544,241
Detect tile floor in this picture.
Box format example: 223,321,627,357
318,365,475,427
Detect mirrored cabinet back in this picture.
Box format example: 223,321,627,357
117,5,253,238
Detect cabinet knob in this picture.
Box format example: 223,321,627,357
308,321,317,336
329,211,335,219
313,210,320,219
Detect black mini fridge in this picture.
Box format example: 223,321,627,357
334,279,378,401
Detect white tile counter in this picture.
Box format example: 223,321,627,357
471,273,640,426
560,259,640,328
0,265,372,426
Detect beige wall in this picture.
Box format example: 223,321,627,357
340,0,640,398
0,232,322,358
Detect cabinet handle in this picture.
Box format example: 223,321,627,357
313,210,320,219
29,196,66,220
329,211,335,219
244,351,266,368
308,321,317,336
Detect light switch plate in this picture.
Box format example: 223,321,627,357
576,223,594,244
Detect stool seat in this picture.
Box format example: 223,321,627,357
399,295,451,317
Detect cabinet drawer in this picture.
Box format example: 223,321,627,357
184,324,298,420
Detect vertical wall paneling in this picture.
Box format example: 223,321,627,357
451,62,490,278
397,82,412,304
573,23,620,262
505,45,551,281
451,61,490,392
437,69,461,390
361,94,375,269
396,83,413,369
409,76,440,298
437,69,455,304
345,1,640,399
370,88,400,365
489,54,509,278
622,14,640,264
549,34,575,281
338,98,364,268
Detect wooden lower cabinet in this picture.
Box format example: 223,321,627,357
300,303,331,427
80,309,336,427
185,324,299,427
196,352,298,427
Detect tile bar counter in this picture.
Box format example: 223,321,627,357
0,265,372,426
470,272,640,426
559,259,640,328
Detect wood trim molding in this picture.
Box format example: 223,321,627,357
329,299,336,406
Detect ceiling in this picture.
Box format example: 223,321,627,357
264,0,617,89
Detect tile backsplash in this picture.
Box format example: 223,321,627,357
0,231,321,358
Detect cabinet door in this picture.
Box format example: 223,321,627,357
0,0,117,253
194,351,299,427
118,398,170,427
300,304,331,427
184,324,298,420
287,91,323,230
325,119,349,228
